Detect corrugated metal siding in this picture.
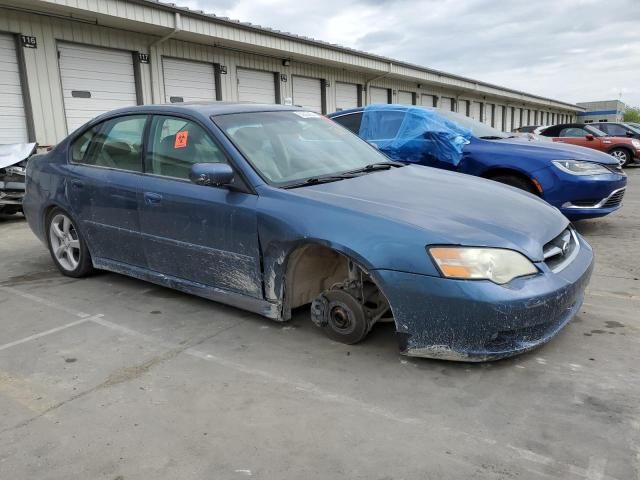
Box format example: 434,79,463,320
0,5,580,145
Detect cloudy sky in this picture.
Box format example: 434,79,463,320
180,0,640,106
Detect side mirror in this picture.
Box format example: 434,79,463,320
626,131,635,137
189,163,234,187
585,134,595,141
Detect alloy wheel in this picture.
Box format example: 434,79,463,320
49,213,81,271
610,150,628,166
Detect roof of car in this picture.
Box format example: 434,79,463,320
109,102,305,117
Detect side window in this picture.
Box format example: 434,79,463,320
71,128,96,164
75,115,147,172
147,116,227,179
600,124,626,136
559,127,588,137
332,113,363,135
361,111,406,140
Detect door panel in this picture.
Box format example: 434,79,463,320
139,115,262,297
67,115,147,266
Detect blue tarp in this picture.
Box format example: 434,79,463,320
359,105,472,166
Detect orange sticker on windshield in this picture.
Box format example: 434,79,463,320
175,131,189,149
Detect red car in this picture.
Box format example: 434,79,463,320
540,123,640,167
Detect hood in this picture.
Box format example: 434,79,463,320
486,137,618,165
0,143,37,169
289,165,568,262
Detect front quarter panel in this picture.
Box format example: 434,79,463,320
255,186,441,304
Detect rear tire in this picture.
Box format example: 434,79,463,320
488,174,536,194
609,148,631,167
46,208,94,278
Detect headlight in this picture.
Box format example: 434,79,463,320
552,160,610,176
428,247,538,284
632,139,640,149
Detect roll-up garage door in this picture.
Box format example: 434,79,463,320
470,101,482,122
421,94,436,107
440,97,453,112
397,91,413,105
494,106,504,131
485,104,494,126
58,43,137,134
237,68,276,104
335,82,358,110
513,108,521,129
458,100,469,116
0,34,28,143
369,87,388,105
163,57,216,104
292,75,322,112
505,108,513,131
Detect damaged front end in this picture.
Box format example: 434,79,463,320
0,143,37,215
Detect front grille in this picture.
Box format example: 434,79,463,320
543,227,579,273
602,189,625,208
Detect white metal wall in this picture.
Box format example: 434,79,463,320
0,7,580,146
470,101,482,121
0,33,28,143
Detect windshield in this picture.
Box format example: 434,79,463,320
626,123,640,134
434,109,510,139
214,111,390,186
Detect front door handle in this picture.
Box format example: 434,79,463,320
144,192,163,205
70,180,84,189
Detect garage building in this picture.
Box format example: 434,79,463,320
0,0,583,146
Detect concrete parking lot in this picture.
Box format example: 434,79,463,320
0,170,638,480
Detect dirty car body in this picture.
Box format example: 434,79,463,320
23,103,593,361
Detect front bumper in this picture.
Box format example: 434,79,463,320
536,167,627,220
0,180,25,207
375,234,593,361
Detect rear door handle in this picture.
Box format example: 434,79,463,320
144,192,163,205
70,180,84,189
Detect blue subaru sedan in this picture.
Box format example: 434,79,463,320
24,103,593,361
329,105,627,220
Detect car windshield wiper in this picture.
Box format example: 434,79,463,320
343,161,405,174
282,174,357,189
282,162,404,189
479,135,509,140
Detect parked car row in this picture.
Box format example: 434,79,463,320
21,102,627,362
514,122,640,167
329,106,626,220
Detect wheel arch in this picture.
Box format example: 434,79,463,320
480,167,541,195
272,240,391,322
